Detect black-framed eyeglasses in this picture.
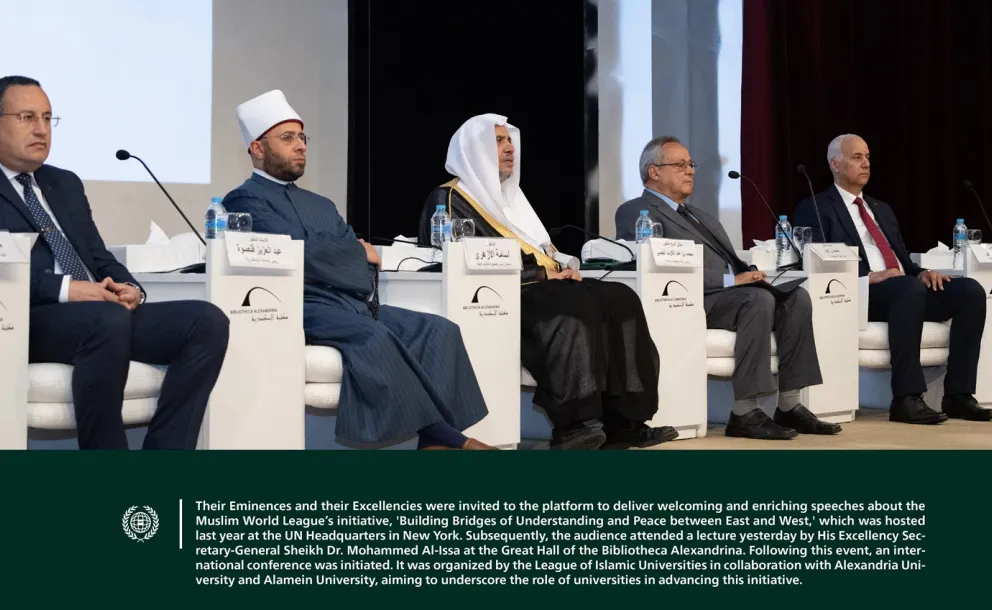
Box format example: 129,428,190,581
265,132,310,146
0,112,60,127
654,160,697,172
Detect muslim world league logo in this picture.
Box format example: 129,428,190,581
122,505,160,542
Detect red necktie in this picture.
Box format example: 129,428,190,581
854,197,900,270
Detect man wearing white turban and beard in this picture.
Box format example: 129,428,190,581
420,114,677,450
222,90,492,450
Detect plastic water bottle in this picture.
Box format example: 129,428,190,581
205,197,228,239
430,204,450,262
635,210,653,244
775,215,795,267
953,218,968,270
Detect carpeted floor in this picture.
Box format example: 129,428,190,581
651,408,992,450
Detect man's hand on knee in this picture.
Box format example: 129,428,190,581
868,268,903,284
735,270,766,285
68,277,120,304
918,269,951,291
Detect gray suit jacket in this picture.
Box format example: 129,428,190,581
616,190,753,293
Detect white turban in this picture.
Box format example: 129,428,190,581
235,89,303,150
444,113,554,258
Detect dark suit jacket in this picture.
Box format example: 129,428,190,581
616,190,753,292
792,184,922,278
0,164,139,306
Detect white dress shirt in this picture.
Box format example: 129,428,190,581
1,162,95,301
833,184,904,273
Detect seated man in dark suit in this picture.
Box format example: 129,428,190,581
617,136,837,440
794,133,990,424
0,75,230,449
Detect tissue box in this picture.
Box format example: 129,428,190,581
919,251,953,270
109,244,194,273
750,248,778,271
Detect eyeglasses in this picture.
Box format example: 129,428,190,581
265,132,310,146
654,160,697,172
0,112,60,127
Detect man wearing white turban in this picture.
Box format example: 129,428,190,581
420,114,677,450
223,90,491,450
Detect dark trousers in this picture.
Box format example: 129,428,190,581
704,285,823,400
868,275,986,396
29,301,230,449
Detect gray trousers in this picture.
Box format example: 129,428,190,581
704,286,822,400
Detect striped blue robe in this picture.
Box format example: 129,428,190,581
223,172,488,444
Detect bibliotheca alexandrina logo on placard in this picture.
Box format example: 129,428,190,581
122,506,160,542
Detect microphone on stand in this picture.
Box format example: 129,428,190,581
116,149,205,246
963,180,992,234
547,224,636,270
797,164,825,242
729,170,803,270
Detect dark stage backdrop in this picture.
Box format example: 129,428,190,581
742,0,992,252
348,0,596,256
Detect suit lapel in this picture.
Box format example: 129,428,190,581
686,204,740,259
825,185,864,249
0,172,41,232
644,191,718,250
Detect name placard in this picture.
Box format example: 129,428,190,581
809,243,860,262
462,238,521,272
649,238,699,267
225,233,296,269
969,244,992,265
0,231,28,264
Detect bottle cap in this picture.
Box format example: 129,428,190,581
779,215,787,220
958,218,965,223
211,197,223,203
640,210,648,214
437,204,446,210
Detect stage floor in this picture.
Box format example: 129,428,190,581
653,408,992,450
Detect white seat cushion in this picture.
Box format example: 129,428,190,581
29,397,159,430
28,362,166,404
305,346,344,383
859,347,949,369
859,321,951,350
521,368,537,388
708,356,779,377
305,383,342,409
707,330,777,358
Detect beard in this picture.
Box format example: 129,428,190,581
499,168,511,183
262,142,306,181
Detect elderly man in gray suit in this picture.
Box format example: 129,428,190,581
616,136,837,440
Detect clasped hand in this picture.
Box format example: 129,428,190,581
68,277,141,310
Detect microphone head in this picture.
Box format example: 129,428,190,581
115,149,131,160
964,179,974,189
796,164,807,174
728,171,741,179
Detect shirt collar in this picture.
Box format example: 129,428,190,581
645,188,682,211
253,168,291,186
834,183,864,206
0,161,31,185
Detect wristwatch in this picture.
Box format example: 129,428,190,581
125,282,147,305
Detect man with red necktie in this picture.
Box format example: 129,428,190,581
794,134,990,424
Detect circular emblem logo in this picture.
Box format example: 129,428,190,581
122,506,159,542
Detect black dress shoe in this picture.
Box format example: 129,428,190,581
890,394,948,425
773,404,842,435
725,410,797,440
601,423,679,450
941,395,992,421
550,420,607,450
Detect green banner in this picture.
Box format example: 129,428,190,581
2,451,987,607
